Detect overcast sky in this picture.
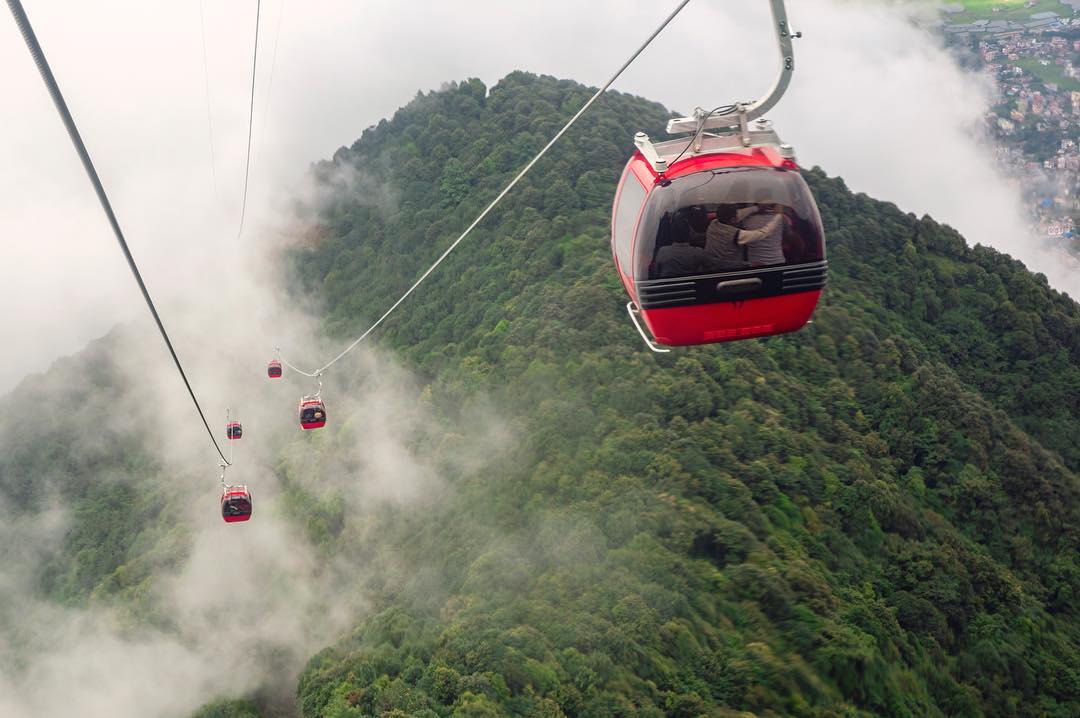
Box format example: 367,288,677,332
1,0,1076,394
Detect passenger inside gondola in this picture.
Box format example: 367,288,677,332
687,206,710,248
741,197,786,267
655,217,707,278
641,168,823,281
705,204,754,271
301,406,324,423
223,496,251,518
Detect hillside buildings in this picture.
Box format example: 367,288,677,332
938,4,1079,253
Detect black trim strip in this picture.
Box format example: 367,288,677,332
784,266,826,277
785,281,826,289
637,260,827,309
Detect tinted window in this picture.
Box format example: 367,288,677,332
224,498,251,516
612,171,647,276
635,168,824,280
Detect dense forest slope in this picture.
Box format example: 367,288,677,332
0,72,1077,718
0,329,187,614
287,73,1080,718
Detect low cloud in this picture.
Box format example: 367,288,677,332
0,236,512,717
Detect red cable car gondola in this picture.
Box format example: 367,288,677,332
221,484,252,523
613,0,824,350
268,359,282,378
226,421,243,440
299,397,326,430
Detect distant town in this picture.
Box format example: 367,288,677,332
933,0,1079,259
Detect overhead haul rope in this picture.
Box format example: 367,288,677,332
225,407,235,467
6,0,231,468
198,0,217,192
235,0,262,240
278,0,693,378
252,0,286,177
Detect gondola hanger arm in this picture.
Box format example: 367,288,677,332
666,0,799,137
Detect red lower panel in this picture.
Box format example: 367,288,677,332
641,291,822,346
223,514,252,523
301,420,326,430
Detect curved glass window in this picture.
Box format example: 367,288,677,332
223,497,251,516
301,406,325,423
634,167,824,280
612,171,646,276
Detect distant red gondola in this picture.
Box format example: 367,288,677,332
268,359,282,379
226,421,243,440
299,398,326,430
221,484,252,523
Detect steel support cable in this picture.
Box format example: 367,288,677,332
252,0,285,177
6,0,231,467
226,407,235,466
276,350,318,378
236,0,261,240
278,0,693,378
198,0,217,192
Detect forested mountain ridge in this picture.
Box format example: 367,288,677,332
298,73,1079,472
287,73,1079,718
0,71,1077,718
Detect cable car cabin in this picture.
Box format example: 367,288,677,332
613,125,825,348
226,421,243,440
221,485,252,523
267,360,282,379
299,398,326,430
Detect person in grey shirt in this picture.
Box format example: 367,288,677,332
655,216,707,278
739,203,786,266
